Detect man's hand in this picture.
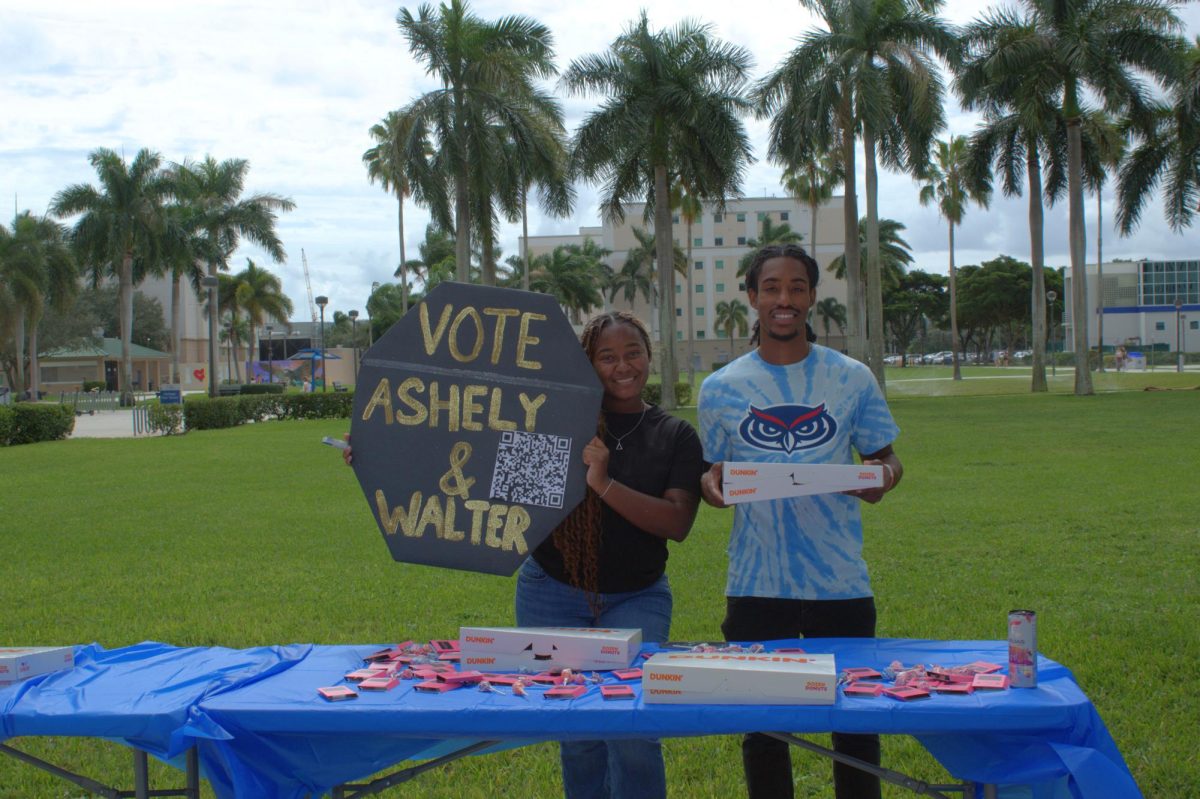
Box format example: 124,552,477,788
700,461,727,508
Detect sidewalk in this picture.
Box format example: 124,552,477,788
69,409,150,439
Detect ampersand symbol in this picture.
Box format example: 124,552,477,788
439,441,475,498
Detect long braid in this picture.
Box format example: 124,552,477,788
745,243,819,347
551,311,653,617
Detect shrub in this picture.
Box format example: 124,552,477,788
240,383,285,395
6,403,74,445
0,406,13,446
183,397,245,430
640,382,693,406
710,361,729,371
148,404,185,435
280,392,355,420
238,394,284,422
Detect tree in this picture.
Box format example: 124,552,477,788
231,258,293,380
737,217,804,275
37,285,169,355
961,0,1186,396
173,156,294,395
398,0,559,283
919,135,991,380
528,242,611,323
883,270,947,365
606,227,685,313
758,0,957,391
814,297,848,349
51,148,173,403
1118,35,1200,235
364,111,418,313
672,184,704,388
714,298,750,358
564,12,753,409
783,153,843,266
827,217,913,291
0,212,77,396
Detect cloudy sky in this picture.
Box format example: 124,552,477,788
3,0,1198,321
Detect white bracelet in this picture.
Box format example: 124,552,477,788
598,478,615,499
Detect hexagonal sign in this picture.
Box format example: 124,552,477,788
350,282,602,576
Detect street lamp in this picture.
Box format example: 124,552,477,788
265,324,274,384
201,275,220,398
1175,298,1184,372
315,295,328,392
369,282,381,346
348,310,359,381
1046,290,1058,378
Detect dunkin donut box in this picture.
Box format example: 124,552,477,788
642,651,837,705
0,646,74,687
458,627,641,672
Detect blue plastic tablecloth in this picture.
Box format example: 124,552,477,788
0,639,1140,799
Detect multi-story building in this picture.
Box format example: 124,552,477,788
1062,258,1198,355
522,195,850,370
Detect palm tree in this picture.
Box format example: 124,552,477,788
528,244,611,323
231,258,294,381
1118,36,1200,235
758,0,957,391
173,156,294,396
1080,113,1126,371
0,212,77,397
397,0,558,283
714,299,750,358
51,148,173,403
827,217,913,290
364,111,418,312
564,12,753,409
960,0,1185,396
607,227,686,313
783,153,843,267
815,297,848,348
737,217,805,275
919,136,991,381
672,184,704,388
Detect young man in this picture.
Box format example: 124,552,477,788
697,244,903,799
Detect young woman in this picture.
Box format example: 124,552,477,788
517,310,704,799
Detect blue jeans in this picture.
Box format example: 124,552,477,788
515,558,672,799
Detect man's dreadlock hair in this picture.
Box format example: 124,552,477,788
744,243,820,347
551,311,653,613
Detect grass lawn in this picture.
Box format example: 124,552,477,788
1,381,1198,797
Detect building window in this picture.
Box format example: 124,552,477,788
694,260,704,270
716,283,725,292
1155,321,1166,331
738,282,746,291
716,259,724,269
694,237,703,247
716,328,727,338
736,212,746,222
672,214,679,223
695,284,704,293
713,213,723,223
757,212,767,221
696,306,705,315
714,236,723,246
1191,320,1199,330
737,236,746,245
697,330,706,339
780,211,789,221
676,330,683,340
676,307,682,316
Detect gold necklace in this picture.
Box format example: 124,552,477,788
606,405,648,451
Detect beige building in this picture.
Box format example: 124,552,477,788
522,195,850,370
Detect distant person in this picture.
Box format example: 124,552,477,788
1115,345,1127,372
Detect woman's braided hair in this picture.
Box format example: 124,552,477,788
551,311,653,611
744,243,820,347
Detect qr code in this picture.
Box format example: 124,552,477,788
490,431,572,509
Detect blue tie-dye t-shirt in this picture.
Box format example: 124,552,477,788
698,345,899,600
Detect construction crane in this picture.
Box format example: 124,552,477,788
301,248,318,326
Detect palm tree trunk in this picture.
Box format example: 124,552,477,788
1066,117,1094,395
1028,143,1048,393
1096,189,1105,371
654,163,676,410
28,313,41,397
948,222,962,381
840,105,864,364
399,195,409,313
170,271,181,383
862,126,886,392
522,185,531,292
14,307,26,394
685,215,695,391
809,201,818,269
454,170,471,283
119,252,134,405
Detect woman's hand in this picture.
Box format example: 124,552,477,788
342,434,353,466
582,436,611,493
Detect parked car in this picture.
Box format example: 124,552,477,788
883,354,903,365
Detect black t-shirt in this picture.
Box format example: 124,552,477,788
533,405,705,593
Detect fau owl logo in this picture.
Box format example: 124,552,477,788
738,403,838,453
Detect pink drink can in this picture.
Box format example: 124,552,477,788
1007,609,1037,688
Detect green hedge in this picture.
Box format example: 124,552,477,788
641,382,693,407
0,406,13,445
147,404,185,435
240,383,285,395
3,403,74,446
183,391,354,430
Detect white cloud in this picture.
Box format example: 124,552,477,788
2,0,1197,317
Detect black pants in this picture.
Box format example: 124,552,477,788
722,596,881,799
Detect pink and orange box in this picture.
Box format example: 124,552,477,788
641,651,837,705
722,462,884,504
0,646,74,688
459,627,641,672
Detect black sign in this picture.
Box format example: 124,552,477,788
350,282,602,576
